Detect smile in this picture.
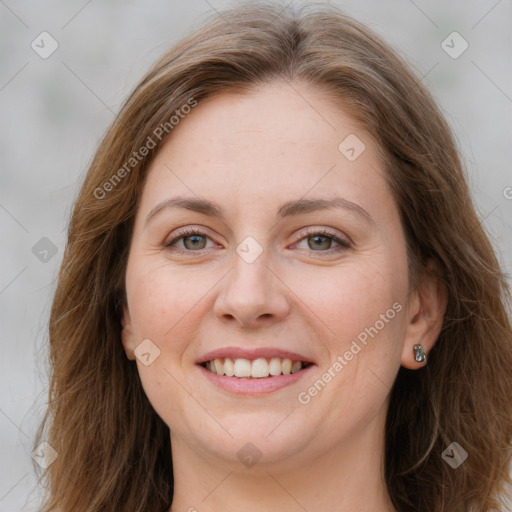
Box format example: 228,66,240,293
201,357,312,378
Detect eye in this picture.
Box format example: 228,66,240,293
165,227,216,252
292,228,351,253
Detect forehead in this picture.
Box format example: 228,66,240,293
137,81,390,223
161,82,371,163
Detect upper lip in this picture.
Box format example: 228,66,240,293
196,346,315,365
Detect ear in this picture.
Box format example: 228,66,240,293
401,260,448,369
121,304,136,361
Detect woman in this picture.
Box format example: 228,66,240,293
34,2,512,511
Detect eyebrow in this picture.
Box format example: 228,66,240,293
145,195,375,226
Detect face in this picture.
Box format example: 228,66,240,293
121,81,421,472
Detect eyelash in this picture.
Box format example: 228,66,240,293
164,226,351,256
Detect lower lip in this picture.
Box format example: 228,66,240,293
197,364,315,395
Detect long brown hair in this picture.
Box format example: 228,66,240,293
34,2,512,511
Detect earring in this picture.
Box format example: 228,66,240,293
413,344,428,364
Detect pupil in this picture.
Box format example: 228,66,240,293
309,235,330,251
185,235,205,249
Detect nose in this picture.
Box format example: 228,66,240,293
213,248,290,328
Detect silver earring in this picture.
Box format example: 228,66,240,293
413,344,427,364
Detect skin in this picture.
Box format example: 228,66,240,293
121,80,447,512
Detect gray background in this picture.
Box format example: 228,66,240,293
1,0,511,510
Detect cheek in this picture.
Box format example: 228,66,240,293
288,250,407,404
287,254,406,347
299,274,402,407
125,262,208,424
126,260,207,343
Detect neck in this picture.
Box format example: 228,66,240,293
167,412,396,512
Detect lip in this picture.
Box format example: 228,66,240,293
197,363,315,395
196,346,314,365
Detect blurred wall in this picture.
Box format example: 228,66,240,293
0,0,510,510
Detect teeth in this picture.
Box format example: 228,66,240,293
234,358,252,377
224,357,235,377
251,358,269,378
213,359,223,375
269,357,282,375
291,360,302,374
204,357,307,378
